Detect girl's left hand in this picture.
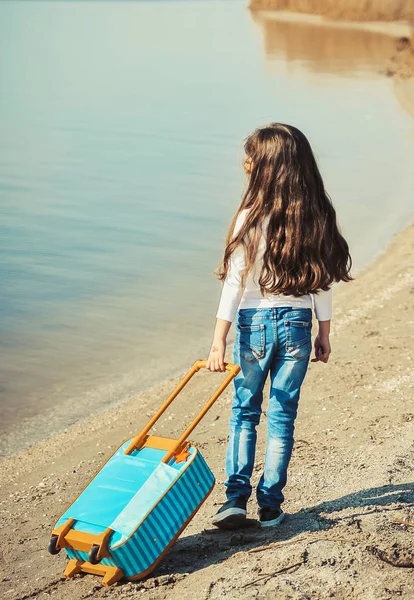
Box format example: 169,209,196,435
206,340,227,372
311,334,331,363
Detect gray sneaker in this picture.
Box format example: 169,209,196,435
258,507,285,528
212,498,247,530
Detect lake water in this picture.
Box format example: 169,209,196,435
1,1,414,456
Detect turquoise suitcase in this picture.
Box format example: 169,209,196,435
48,360,240,586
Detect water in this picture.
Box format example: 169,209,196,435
1,1,413,456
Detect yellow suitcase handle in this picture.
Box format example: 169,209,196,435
124,360,240,462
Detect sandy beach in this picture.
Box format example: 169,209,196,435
1,9,414,600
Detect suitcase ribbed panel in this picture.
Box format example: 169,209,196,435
65,450,214,578
112,450,214,578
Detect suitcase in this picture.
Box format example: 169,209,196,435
48,359,240,586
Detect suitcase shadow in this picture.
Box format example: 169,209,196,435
150,481,414,579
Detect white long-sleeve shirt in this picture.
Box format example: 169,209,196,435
216,210,332,323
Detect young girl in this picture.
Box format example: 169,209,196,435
206,123,352,529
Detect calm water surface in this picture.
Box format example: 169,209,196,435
1,1,414,455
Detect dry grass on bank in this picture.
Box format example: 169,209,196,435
249,0,414,22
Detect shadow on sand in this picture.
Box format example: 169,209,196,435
149,481,414,579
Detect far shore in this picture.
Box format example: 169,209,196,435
249,8,413,37
253,9,414,121
248,0,414,23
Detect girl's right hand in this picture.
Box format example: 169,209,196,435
206,340,227,372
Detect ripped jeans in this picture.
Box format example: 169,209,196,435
225,307,312,510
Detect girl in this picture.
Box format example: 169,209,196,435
206,123,352,529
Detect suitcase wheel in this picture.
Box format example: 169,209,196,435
88,544,102,565
48,535,61,555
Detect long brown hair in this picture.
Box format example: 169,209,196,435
217,123,352,296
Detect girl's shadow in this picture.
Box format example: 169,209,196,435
156,482,414,577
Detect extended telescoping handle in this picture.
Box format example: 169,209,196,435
124,360,240,461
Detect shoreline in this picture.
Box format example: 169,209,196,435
0,358,200,460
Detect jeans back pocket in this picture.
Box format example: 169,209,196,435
237,323,265,362
284,319,312,356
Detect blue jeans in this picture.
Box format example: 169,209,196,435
225,307,312,509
